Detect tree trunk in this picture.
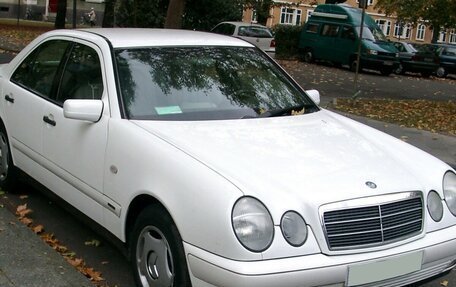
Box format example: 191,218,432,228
164,0,186,29
431,25,440,43
102,0,115,27
54,0,67,29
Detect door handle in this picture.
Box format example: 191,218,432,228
5,95,14,103
43,115,56,126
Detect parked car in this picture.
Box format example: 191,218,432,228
1,28,456,287
392,41,439,77
211,21,275,53
299,4,399,76
424,44,456,78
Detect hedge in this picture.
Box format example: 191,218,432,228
272,24,303,59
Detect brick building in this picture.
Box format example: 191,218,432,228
242,0,456,45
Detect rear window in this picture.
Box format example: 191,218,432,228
238,26,273,38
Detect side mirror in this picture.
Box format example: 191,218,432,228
63,99,103,122
306,89,320,105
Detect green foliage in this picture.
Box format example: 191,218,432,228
116,0,168,28
182,0,244,31
244,0,274,26
114,0,244,30
273,25,303,59
375,0,456,30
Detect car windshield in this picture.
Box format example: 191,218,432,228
356,26,388,42
238,26,274,38
115,46,317,121
405,43,418,53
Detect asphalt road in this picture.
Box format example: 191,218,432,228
278,59,456,106
0,52,455,287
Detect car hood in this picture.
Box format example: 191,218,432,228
132,110,444,219
366,40,397,54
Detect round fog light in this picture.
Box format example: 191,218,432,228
427,191,443,222
281,211,307,247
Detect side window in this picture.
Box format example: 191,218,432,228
57,43,103,104
341,26,356,40
212,24,225,34
11,40,70,98
213,24,235,36
321,24,340,37
306,23,319,33
443,47,456,56
393,42,404,52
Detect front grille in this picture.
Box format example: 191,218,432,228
378,51,396,58
323,193,423,250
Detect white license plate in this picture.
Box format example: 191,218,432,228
347,251,423,286
384,61,394,66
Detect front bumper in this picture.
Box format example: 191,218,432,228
185,224,456,287
361,56,399,71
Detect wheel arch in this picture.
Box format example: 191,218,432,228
124,194,174,249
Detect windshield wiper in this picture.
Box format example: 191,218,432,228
259,104,317,118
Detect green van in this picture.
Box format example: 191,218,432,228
299,4,399,76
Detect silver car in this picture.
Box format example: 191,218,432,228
211,21,276,53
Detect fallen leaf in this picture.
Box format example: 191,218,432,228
441,280,449,287
16,204,32,218
20,217,33,226
84,267,104,281
85,239,101,247
62,251,76,258
32,224,44,234
67,257,84,267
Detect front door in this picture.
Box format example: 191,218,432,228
41,40,109,223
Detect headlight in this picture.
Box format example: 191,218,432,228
367,49,378,55
443,171,456,216
232,197,274,252
281,211,307,247
427,191,443,222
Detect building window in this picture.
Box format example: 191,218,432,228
251,9,257,23
356,0,374,6
375,19,391,36
449,29,456,44
393,22,411,39
416,24,426,41
438,31,447,43
280,7,302,25
306,9,313,22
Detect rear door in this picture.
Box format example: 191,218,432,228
4,40,70,165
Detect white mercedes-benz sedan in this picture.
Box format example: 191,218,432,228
0,29,455,287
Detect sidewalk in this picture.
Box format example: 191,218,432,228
0,206,93,287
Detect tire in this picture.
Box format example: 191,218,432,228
0,125,18,192
130,205,191,287
303,49,314,63
436,67,447,78
394,63,405,75
380,68,392,76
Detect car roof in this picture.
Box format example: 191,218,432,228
217,21,269,28
42,28,254,49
